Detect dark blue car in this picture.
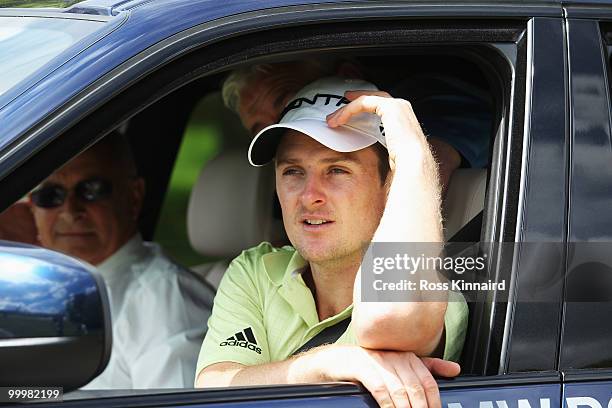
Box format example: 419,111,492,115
1,0,612,406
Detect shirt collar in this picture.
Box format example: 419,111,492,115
97,233,146,281
261,246,308,286
261,247,318,326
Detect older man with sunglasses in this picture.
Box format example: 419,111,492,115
28,133,214,389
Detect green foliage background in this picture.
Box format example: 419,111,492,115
0,0,79,7
153,124,221,267
153,93,248,267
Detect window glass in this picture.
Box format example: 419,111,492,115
0,37,513,396
0,16,103,95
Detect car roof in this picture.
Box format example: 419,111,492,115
20,0,574,17
0,0,350,146
58,0,612,16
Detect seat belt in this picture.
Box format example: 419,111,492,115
448,211,483,242
291,211,483,356
291,316,351,355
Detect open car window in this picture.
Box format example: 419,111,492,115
0,16,105,96
0,5,575,405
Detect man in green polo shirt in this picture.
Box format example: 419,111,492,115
196,77,468,408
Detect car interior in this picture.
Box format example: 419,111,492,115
125,51,501,377
115,52,496,282
6,38,514,385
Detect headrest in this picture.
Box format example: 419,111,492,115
443,169,487,240
187,151,286,259
189,154,485,256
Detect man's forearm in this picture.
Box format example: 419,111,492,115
353,138,447,353
376,145,443,243
352,255,447,354
196,349,328,388
197,343,458,408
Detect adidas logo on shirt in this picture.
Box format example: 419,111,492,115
220,327,262,354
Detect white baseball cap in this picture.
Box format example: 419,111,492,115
248,76,387,166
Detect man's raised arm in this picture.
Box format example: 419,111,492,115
327,91,448,355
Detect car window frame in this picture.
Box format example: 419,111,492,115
495,16,569,374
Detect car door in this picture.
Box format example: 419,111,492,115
440,9,567,408
560,2,612,405
0,1,570,406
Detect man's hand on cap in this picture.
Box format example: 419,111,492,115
326,89,443,243
326,90,431,173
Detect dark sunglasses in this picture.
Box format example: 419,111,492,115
31,178,113,208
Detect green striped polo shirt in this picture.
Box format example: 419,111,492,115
196,242,468,378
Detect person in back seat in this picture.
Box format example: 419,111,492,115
28,132,214,389
196,77,468,408
221,59,491,194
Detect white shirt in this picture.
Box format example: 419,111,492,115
83,234,214,389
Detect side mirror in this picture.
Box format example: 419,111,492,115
0,241,111,391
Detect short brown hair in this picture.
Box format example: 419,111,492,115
372,142,390,185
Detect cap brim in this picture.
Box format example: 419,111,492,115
248,119,380,166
